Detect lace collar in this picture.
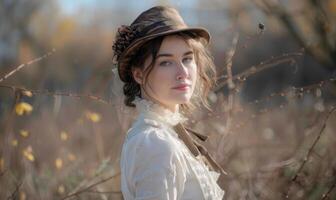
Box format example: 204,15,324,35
133,97,187,126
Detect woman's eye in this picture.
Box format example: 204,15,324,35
159,61,172,66
183,57,193,64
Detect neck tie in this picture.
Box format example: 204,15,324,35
173,123,227,176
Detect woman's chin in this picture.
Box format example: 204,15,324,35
173,95,192,105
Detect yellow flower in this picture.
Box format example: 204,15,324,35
57,184,65,195
22,90,33,97
85,111,101,123
11,139,18,146
22,146,34,162
15,102,33,116
60,131,68,141
67,153,76,161
55,158,63,169
20,130,29,138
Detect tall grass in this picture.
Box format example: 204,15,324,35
0,41,335,200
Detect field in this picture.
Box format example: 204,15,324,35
1,0,336,199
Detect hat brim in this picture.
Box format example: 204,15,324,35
118,27,210,82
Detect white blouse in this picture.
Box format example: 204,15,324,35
120,97,225,200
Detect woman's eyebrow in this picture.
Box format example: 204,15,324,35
156,51,193,58
183,51,193,56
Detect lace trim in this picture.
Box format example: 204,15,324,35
133,97,187,126
188,151,225,199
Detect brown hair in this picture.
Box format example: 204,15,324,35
122,31,216,113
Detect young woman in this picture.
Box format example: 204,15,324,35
112,5,225,200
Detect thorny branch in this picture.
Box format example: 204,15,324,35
6,181,23,200
286,107,336,198
321,177,336,200
0,49,56,83
61,173,120,200
215,30,239,160
215,50,304,92
0,84,112,105
253,0,336,70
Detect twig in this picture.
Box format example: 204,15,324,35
215,31,239,160
0,84,112,105
245,78,333,106
0,49,56,83
6,181,23,200
286,107,336,198
194,77,334,126
321,179,336,200
215,50,304,92
291,107,336,182
60,173,119,200
254,0,335,70
225,30,239,118
85,189,121,194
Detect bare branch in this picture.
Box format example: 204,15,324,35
253,0,335,70
0,49,56,83
60,173,120,200
0,84,113,105
321,178,336,200
215,31,239,161
286,107,336,198
6,181,23,200
215,50,304,92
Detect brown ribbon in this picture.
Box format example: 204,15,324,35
173,123,227,176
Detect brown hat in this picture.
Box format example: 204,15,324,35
112,5,211,82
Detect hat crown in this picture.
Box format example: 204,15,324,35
131,6,187,36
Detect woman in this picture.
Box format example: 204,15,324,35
112,5,225,200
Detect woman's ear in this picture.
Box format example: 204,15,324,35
132,68,143,85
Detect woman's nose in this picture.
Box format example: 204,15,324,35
176,63,189,80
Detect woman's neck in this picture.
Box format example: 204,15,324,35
133,96,186,127
141,95,178,113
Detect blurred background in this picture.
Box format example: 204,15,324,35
0,0,335,199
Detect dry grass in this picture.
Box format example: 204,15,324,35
0,39,335,200
0,82,335,199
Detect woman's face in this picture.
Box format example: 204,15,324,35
133,35,197,112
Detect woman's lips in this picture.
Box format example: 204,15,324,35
172,84,190,91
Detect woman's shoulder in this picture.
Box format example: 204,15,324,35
126,116,166,141
123,119,176,155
